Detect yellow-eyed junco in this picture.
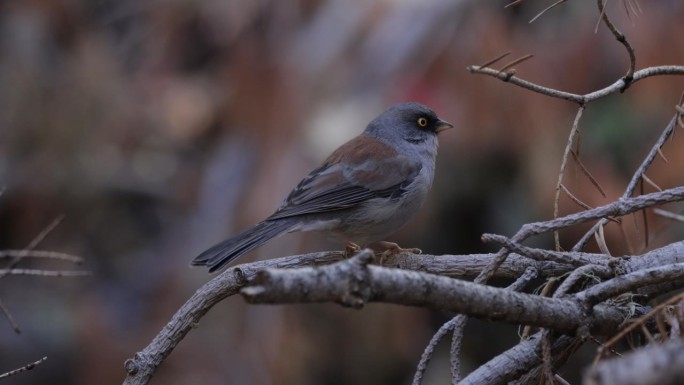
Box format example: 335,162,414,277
192,102,452,272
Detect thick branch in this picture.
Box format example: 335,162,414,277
585,340,684,385
458,332,576,385
241,252,657,335
122,251,345,385
122,238,684,385
383,252,574,278
575,263,684,305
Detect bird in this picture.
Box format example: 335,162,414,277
192,102,452,272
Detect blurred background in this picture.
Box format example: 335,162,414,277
1,0,683,384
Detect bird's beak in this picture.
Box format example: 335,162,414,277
435,119,453,133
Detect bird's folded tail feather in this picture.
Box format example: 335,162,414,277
191,220,293,272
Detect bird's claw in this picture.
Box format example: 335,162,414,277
345,242,362,257
376,241,421,264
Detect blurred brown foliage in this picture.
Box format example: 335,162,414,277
0,1,683,384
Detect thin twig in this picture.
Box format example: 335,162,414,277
597,0,636,82
412,318,458,385
573,105,683,251
555,106,585,250
0,250,83,264
641,174,663,192
561,183,592,211
530,0,567,24
416,265,539,385
570,149,607,197
0,299,20,334
478,52,512,69
0,356,47,379
594,292,684,364
499,54,534,73
0,269,91,277
541,330,555,384
466,66,684,104
654,208,684,222
1,216,65,274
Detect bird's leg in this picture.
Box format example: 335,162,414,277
376,241,421,264
344,242,361,257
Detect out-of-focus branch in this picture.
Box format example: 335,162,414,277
0,356,48,380
0,250,83,264
0,269,90,277
585,340,684,385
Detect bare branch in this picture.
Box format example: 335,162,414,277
0,299,20,334
555,107,585,249
0,250,83,264
0,269,91,277
447,333,577,385
466,65,684,104
123,251,345,385
574,105,682,251
654,208,684,222
521,187,684,237
575,263,684,305
0,356,47,379
585,340,684,385
574,154,608,199
596,0,636,82
412,317,459,385
1,215,64,275
481,233,609,267
241,253,651,335
383,252,573,278
529,0,567,24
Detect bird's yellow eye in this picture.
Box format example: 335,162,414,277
417,117,428,127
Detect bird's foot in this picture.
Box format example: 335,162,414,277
344,242,362,257
376,241,421,264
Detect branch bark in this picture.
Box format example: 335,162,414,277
122,251,345,385
241,250,660,336
585,340,684,385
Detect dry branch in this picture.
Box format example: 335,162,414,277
585,340,684,385
122,252,345,385
466,65,684,104
241,250,656,335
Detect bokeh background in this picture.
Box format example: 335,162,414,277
1,0,683,384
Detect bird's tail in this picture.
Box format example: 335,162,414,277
192,220,293,272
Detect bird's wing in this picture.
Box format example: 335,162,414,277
267,136,421,220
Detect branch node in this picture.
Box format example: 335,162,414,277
340,249,374,308
620,74,634,93
233,267,248,285
608,257,630,276
124,356,141,375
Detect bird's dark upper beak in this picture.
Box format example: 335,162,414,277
435,118,453,133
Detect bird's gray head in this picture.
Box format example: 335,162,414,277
364,102,452,146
